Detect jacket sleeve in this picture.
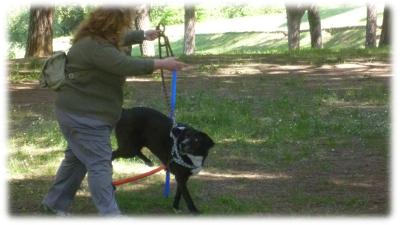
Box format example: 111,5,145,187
91,42,154,76
122,30,145,46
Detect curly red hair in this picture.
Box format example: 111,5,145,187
72,7,134,47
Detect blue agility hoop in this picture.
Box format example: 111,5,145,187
164,70,177,198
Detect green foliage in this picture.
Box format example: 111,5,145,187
7,7,30,48
150,6,184,25
196,5,284,21
7,6,90,49
8,5,386,59
149,5,285,25
220,6,249,18
54,6,86,37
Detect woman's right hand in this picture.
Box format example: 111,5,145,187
154,57,189,71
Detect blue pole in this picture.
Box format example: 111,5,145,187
164,70,177,198
164,170,170,198
169,70,177,119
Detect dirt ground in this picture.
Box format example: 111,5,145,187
8,59,391,215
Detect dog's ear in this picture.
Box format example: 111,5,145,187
171,126,186,137
200,132,215,150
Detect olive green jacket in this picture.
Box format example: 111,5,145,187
55,30,154,125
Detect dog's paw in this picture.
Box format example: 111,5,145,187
190,209,201,215
173,207,183,214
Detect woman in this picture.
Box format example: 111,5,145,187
41,8,187,216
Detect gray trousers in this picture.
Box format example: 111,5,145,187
42,108,120,215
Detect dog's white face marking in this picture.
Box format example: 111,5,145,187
187,154,204,175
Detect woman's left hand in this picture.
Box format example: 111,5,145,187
144,30,161,41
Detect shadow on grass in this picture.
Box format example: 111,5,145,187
278,5,360,28
8,55,390,216
8,176,99,216
324,28,365,48
8,151,389,216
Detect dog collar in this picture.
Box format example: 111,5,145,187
186,154,203,175
170,125,202,173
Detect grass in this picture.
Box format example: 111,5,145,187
7,59,42,83
279,5,362,28
9,4,385,59
131,27,385,57
6,5,390,214
8,46,390,85
8,52,390,215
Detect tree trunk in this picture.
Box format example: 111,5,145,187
286,5,306,50
379,6,390,47
307,5,322,48
25,7,54,58
184,5,196,55
365,4,377,48
135,4,155,57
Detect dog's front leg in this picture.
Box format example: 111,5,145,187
176,176,199,214
173,186,182,213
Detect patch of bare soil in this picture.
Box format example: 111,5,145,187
8,59,390,215
9,81,56,105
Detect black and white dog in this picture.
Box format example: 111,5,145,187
112,107,215,213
